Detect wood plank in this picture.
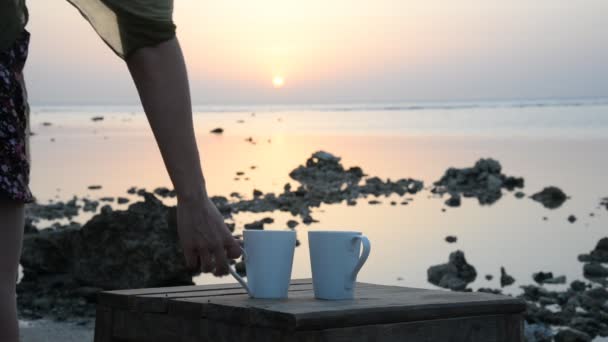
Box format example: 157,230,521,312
93,305,113,342
167,283,379,320
110,311,523,342
99,279,313,310
112,309,181,342
169,285,525,331
292,313,524,342
134,284,316,314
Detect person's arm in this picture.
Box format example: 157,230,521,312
126,37,240,276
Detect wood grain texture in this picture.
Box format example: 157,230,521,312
105,310,523,342
99,279,313,310
292,314,524,342
166,283,525,331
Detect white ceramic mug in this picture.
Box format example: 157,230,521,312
308,231,371,300
229,230,296,299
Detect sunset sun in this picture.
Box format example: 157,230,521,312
272,76,285,88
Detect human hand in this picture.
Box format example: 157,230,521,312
176,195,241,276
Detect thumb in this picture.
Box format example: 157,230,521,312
225,237,242,260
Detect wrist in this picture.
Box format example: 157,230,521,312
176,183,209,204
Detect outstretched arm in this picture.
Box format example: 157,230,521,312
126,37,240,276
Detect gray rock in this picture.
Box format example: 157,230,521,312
554,328,591,342
24,218,38,235
82,199,99,213
445,236,458,243
244,220,265,230
235,260,246,276
20,193,194,291
445,194,461,207
578,237,608,263
432,158,523,206
583,263,608,278
500,267,515,287
312,151,340,162
531,186,568,209
117,197,130,204
73,287,102,303
570,280,587,292
543,275,566,284
524,322,553,342
153,187,176,198
26,198,80,221
427,250,477,291
533,272,554,284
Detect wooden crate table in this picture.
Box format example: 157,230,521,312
95,279,525,342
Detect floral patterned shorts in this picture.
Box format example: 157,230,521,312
0,31,33,203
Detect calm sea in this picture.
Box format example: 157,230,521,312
27,99,608,294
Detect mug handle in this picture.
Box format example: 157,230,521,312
346,235,371,290
228,248,252,297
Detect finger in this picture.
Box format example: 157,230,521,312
198,248,214,273
225,238,242,260
212,248,230,277
183,247,198,271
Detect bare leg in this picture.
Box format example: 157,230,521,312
0,199,24,342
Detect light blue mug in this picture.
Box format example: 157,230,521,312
308,231,371,300
228,230,296,299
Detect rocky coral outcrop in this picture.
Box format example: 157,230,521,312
231,151,423,221
500,267,515,287
578,237,608,263
578,238,608,285
531,187,568,209
432,158,524,205
427,250,477,291
18,194,195,319
533,272,566,285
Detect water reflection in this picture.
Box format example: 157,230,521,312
28,110,608,294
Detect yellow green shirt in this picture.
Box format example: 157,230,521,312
0,0,176,59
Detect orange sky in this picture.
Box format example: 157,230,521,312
24,0,608,105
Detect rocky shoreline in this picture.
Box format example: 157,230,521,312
18,152,607,341
428,239,608,341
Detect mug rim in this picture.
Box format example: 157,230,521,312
308,230,362,235
243,229,295,234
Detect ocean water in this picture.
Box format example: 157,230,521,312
27,99,608,294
